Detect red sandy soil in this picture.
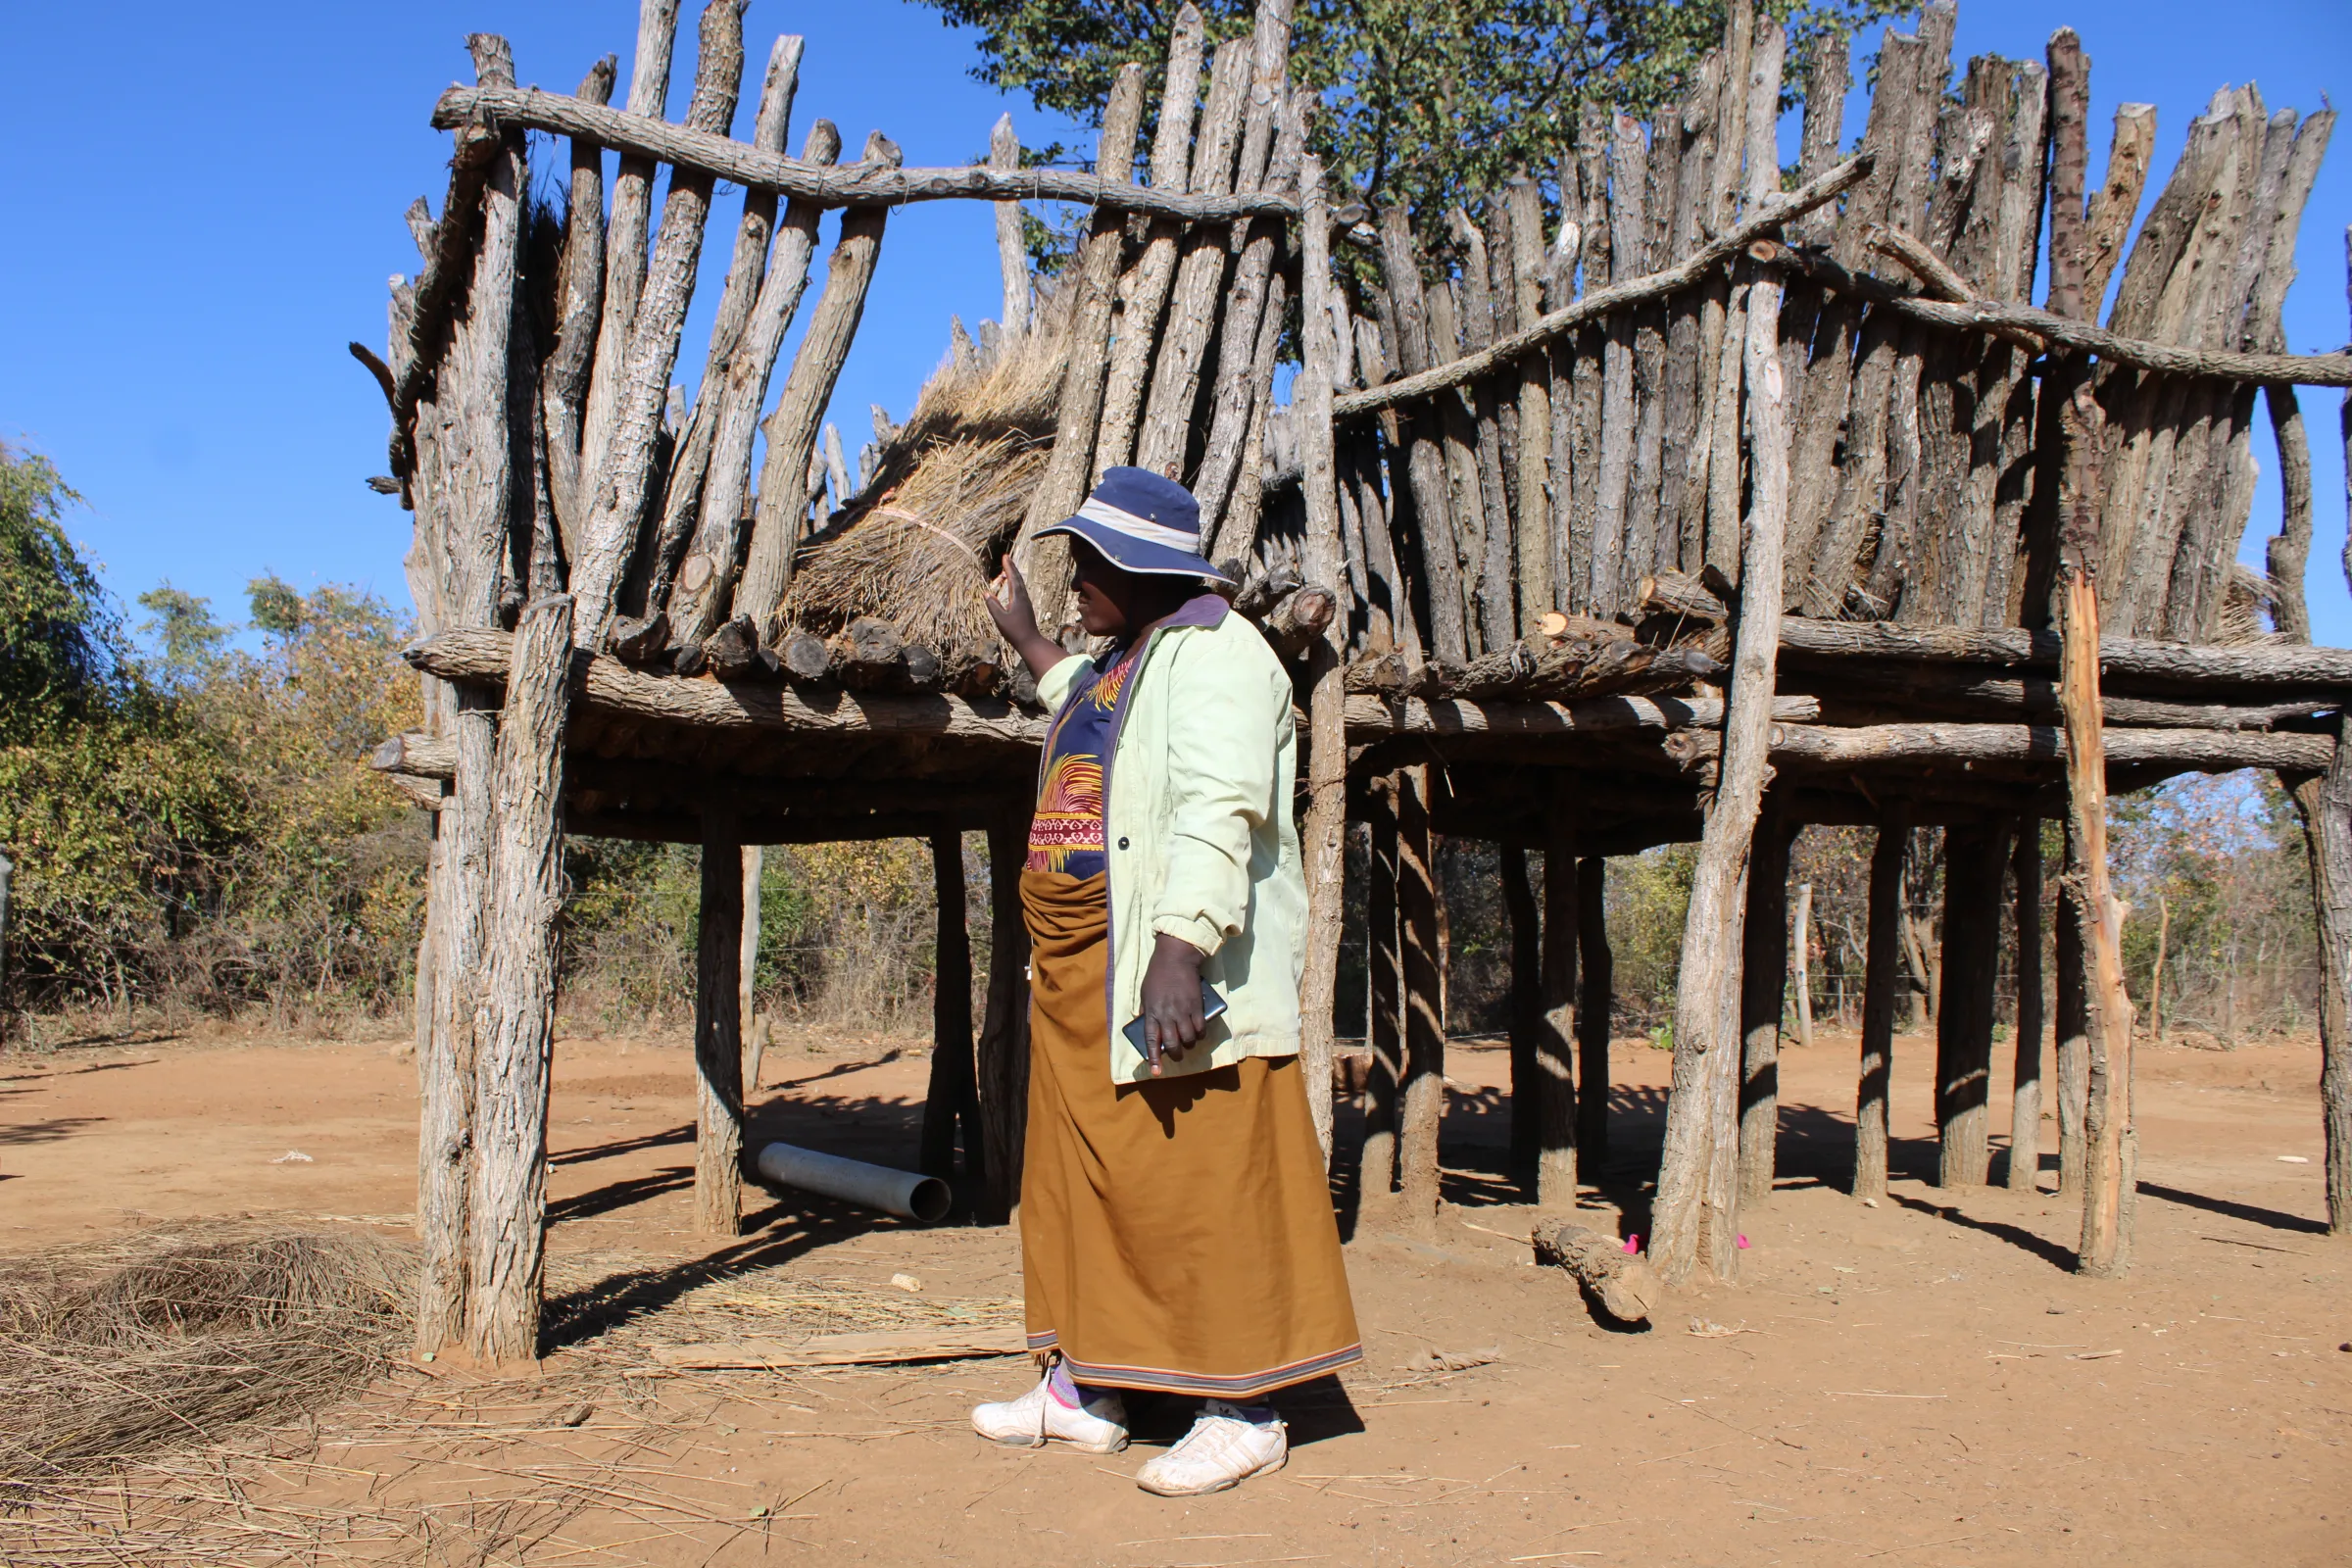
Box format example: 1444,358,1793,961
3,1019,2346,1565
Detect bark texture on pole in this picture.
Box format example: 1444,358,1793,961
976,813,1032,1223
1649,257,1790,1285
465,593,574,1368
990,114,1030,337
695,808,747,1238
1575,857,1613,1182
2055,866,2089,1195
2007,825,2047,1192
1395,764,1446,1236
739,844,764,1093
1360,778,1403,1219
1739,813,1794,1205
921,829,983,1189
1294,153,1346,1162
1854,811,1909,1202
1537,802,1580,1204
2054,385,2139,1277
416,39,528,1357
1936,820,2012,1188
1502,846,1542,1188
1011,65,1149,639
2288,724,2352,1236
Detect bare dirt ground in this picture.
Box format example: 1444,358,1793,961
3,1017,2346,1565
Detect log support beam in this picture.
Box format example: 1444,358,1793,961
1537,801,1580,1204
1936,819,2012,1189
1855,809,1909,1203
1740,811,1796,1204
1575,857,1613,1183
975,811,1032,1224
695,807,747,1238
2007,825,2047,1192
1394,764,1446,1237
921,828,984,1193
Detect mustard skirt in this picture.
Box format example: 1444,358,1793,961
1018,868,1361,1398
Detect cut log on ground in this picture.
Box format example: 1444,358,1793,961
1535,1222,1665,1325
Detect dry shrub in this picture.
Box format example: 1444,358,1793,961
779,297,1069,651
0,1223,414,1485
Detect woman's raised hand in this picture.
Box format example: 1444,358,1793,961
987,559,1064,680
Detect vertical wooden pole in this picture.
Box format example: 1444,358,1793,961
2053,382,2137,1277
921,829,982,1189
1650,251,1790,1286
418,36,527,1358
2289,721,2352,1237
1395,763,1446,1236
1936,820,2011,1189
1537,801,1580,1204
738,845,764,1094
1740,812,1794,1205
990,114,1030,337
2054,865,2089,1196
1790,879,1815,1051
975,811,1032,1224
1500,846,1542,1189
1361,777,1403,1215
1296,152,1347,1163
465,593,573,1367
1575,857,1613,1183
1855,808,1909,1203
2007,823,2048,1192
694,808,746,1238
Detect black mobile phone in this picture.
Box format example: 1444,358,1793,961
1122,979,1229,1053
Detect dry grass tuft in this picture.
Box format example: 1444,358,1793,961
0,1222,414,1485
779,295,1069,652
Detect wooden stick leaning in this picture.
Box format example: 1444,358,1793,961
541,54,617,551
1649,254,1792,1288
566,1,749,649
432,80,1314,226
1335,155,1872,423
735,128,903,631
1294,153,1347,1163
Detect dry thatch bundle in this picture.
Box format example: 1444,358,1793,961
0,1223,414,1484
777,293,1069,655
780,433,1047,654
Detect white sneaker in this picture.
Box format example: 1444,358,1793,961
970,1372,1130,1453
1134,1400,1288,1496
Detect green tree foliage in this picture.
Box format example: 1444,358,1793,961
916,0,1911,242
0,445,122,737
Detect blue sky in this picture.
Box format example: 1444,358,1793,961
1,0,2345,645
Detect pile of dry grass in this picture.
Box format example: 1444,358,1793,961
0,1223,414,1485
779,293,1069,653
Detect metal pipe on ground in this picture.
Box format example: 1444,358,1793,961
754,1140,952,1223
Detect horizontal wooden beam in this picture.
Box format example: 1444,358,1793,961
1786,245,2352,388
1331,156,1874,422
405,628,1052,746
432,84,1302,226
1764,720,2331,773
1344,692,1818,738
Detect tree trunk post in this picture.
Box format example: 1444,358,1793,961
1649,252,1790,1286
1395,763,1446,1236
990,113,1030,337
921,828,983,1192
739,845,764,1094
1575,857,1613,1184
1936,820,2012,1189
1296,152,1348,1164
1360,775,1403,1219
464,593,574,1368
2287,722,2352,1236
1740,810,1795,1205
1501,846,1542,1190
1790,879,1815,1051
694,808,746,1238
2007,823,2048,1192
1537,799,1580,1204
1855,807,1910,1203
2054,862,2089,1196
2053,383,2138,1277
975,811,1032,1224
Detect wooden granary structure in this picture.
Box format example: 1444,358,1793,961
365,0,2352,1362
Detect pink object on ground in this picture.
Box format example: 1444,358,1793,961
1623,1235,1641,1253
1737,1234,1749,1249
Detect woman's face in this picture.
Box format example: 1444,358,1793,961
1069,542,1132,638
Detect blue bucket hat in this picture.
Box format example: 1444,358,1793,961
1036,466,1235,585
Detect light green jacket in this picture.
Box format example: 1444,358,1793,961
1034,595,1306,1084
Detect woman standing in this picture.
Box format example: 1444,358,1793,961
972,467,1360,1496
